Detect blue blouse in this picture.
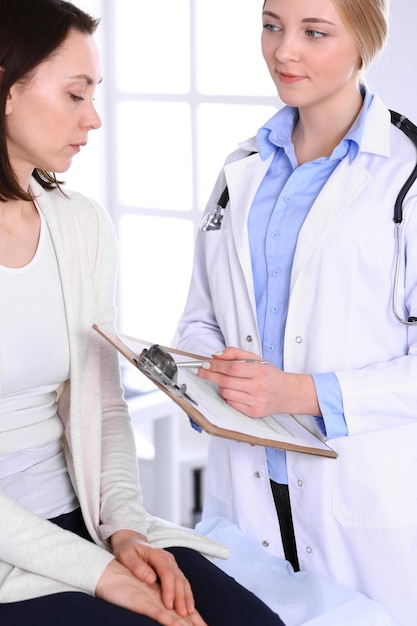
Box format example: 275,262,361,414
249,88,373,482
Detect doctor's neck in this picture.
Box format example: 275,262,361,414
292,87,364,165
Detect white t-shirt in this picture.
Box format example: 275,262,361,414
0,208,78,518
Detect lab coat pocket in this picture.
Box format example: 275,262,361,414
331,424,417,527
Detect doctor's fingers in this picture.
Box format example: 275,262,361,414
199,359,271,382
220,386,273,418
217,370,286,417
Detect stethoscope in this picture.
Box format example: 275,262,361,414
201,110,417,326
390,111,417,325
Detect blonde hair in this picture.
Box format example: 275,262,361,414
332,0,389,69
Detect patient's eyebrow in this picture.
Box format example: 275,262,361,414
67,73,103,85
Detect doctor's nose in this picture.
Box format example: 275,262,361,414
275,33,302,63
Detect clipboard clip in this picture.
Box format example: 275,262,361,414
134,344,197,404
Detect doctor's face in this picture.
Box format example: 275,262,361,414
5,29,102,184
261,0,361,112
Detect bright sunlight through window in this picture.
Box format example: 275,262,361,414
68,0,278,345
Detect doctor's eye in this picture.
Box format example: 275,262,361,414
262,22,281,33
306,29,326,39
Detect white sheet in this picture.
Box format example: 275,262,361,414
196,517,400,626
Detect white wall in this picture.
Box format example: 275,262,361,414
367,1,417,121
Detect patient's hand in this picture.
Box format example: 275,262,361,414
96,556,207,626
108,529,205,624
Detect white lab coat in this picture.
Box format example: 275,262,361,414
176,95,417,626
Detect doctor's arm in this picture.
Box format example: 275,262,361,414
196,346,321,418
195,347,347,436
312,372,348,439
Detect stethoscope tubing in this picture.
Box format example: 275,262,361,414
392,222,417,325
391,111,417,224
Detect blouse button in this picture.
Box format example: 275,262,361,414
295,336,303,344
297,479,303,487
306,546,312,554
262,540,270,547
246,335,253,342
255,471,261,479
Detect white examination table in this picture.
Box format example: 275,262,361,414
196,517,399,626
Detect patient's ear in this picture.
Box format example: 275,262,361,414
5,94,13,116
0,67,16,116
1,70,15,116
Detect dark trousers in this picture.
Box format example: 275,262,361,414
0,509,285,626
270,480,300,572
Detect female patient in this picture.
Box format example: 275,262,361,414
0,1,284,625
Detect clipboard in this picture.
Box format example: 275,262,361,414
93,324,337,458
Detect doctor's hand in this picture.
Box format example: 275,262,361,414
197,346,321,418
104,529,206,625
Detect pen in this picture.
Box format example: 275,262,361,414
231,359,268,364
176,359,267,369
176,360,211,369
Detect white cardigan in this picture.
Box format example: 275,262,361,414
0,180,227,603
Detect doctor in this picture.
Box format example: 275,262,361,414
176,0,417,624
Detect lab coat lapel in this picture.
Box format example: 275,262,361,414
290,94,391,292
290,158,372,291
224,152,273,307
225,150,274,257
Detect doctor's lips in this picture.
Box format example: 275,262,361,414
277,71,306,84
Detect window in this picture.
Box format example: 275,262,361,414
70,0,278,345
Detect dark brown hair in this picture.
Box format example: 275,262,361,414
0,0,100,201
